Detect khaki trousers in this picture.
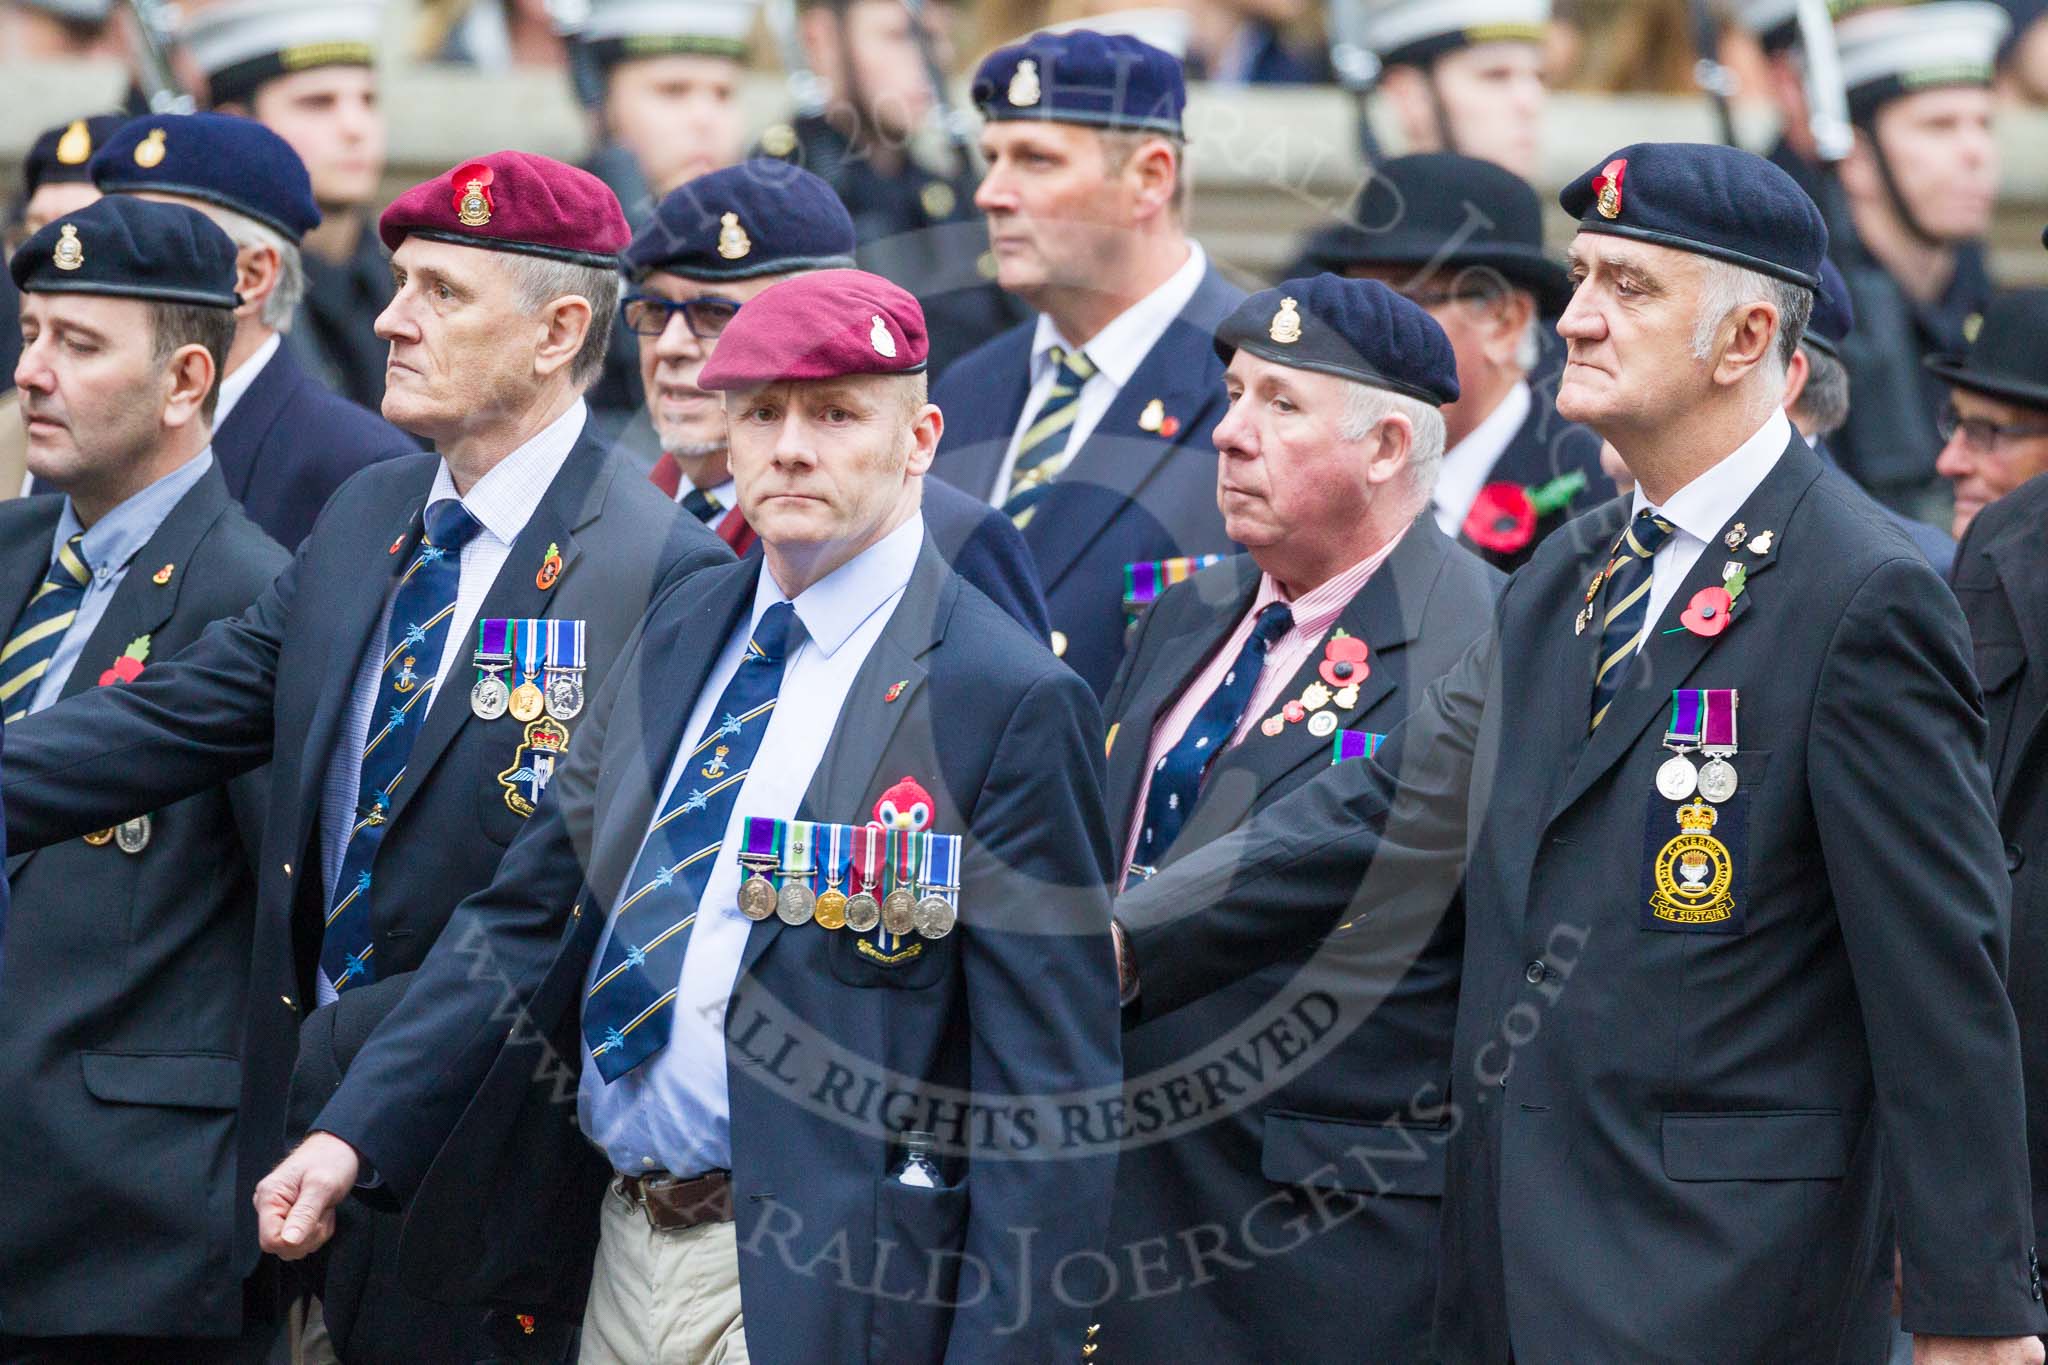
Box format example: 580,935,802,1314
579,1185,749,1365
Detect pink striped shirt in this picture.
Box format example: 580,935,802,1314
1120,532,1407,884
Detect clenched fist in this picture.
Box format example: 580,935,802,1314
253,1131,361,1260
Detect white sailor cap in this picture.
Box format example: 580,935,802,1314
1358,0,1550,66
13,0,112,24
181,0,382,107
1835,0,2009,119
582,0,759,66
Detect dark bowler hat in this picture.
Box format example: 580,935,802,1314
972,29,1186,136
698,268,928,390
380,151,631,269
1925,289,2048,413
1296,153,1571,316
1560,142,1826,290
623,160,856,282
92,113,321,243
22,115,127,197
1213,274,1459,407
1803,259,1855,362
10,195,240,308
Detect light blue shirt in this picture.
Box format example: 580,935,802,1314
25,451,215,716
578,513,924,1178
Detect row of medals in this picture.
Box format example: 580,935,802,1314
470,652,584,723
1657,744,1739,804
737,856,957,940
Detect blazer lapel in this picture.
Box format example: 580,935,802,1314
738,541,955,979
0,499,62,628
209,345,297,502
1988,528,2048,808
382,432,613,832
1548,438,1823,822
940,330,1035,502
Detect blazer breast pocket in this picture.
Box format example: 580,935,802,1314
1637,750,1770,936
477,713,573,845
827,929,952,990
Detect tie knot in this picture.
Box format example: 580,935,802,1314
423,499,484,555
1250,601,1294,651
1623,511,1675,560
50,532,91,589
749,600,801,663
1049,346,1096,386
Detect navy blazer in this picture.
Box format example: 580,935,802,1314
1094,521,1499,1362
930,263,1244,695
1118,436,2045,1357
0,422,732,1317
0,469,288,1340
313,539,1121,1364
1455,391,1609,574
212,341,417,552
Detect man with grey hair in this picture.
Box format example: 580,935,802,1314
0,151,731,1363
1110,143,2046,1361
86,113,412,550
1092,274,1498,1360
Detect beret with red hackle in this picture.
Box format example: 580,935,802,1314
697,268,929,390
379,150,629,269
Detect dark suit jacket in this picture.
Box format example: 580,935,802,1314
1117,435,2045,1360
1094,520,1499,1361
1455,392,1608,575
0,468,290,1339
0,422,732,1341
313,539,1122,1365
212,342,416,552
930,264,1244,695
1951,472,2048,1269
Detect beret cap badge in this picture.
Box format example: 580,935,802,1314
870,314,897,358
717,211,752,260
1269,296,1303,344
1594,158,1627,220
1009,58,1042,107
55,119,91,166
134,127,166,169
52,223,84,272
454,165,495,226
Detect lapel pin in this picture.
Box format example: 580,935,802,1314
98,634,151,686
884,680,907,704
1746,530,1774,555
388,533,406,555
150,562,174,585
1722,522,1747,549
536,541,564,591
1138,398,1165,433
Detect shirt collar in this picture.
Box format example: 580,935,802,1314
752,512,924,660
1446,381,1531,475
1632,407,1792,546
1030,241,1209,389
55,450,215,584
213,333,282,430
427,399,588,546
1248,527,1410,639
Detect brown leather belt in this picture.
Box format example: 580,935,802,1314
612,1169,734,1232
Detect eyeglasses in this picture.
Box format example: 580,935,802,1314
622,293,744,338
1937,403,2048,452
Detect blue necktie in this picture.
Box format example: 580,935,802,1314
1002,346,1097,528
1590,509,1677,730
585,600,801,1081
1,533,91,724
322,499,483,992
1131,601,1294,878
680,485,723,525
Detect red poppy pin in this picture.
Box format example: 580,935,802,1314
1319,632,1369,689
884,679,906,704
150,562,174,585
1680,586,1734,637
1464,471,1589,555
388,533,406,555
98,634,151,686
536,541,563,591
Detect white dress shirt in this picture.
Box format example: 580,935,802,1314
212,334,281,431
315,399,588,1004
1630,408,1791,634
578,514,924,1178
1432,381,1533,537
989,242,1209,507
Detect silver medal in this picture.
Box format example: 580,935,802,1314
545,670,584,720
776,880,817,926
844,891,882,933
739,871,779,921
471,672,510,721
115,814,151,855
1697,757,1739,803
1656,754,1699,801
913,893,956,940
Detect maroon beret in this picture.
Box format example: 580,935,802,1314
698,268,930,390
378,150,629,269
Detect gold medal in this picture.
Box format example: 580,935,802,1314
509,682,544,722
882,887,918,936
82,828,115,847
814,887,848,931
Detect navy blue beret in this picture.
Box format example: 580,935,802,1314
23,115,127,197
1214,274,1459,406
972,30,1185,136
1559,142,1825,291
90,112,320,243
623,160,856,282
1803,259,1855,360
10,194,240,308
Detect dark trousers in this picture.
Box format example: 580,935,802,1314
0,1318,281,1365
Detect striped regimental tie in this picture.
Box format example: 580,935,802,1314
1001,346,1097,529
1589,509,1677,730
1,533,91,724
